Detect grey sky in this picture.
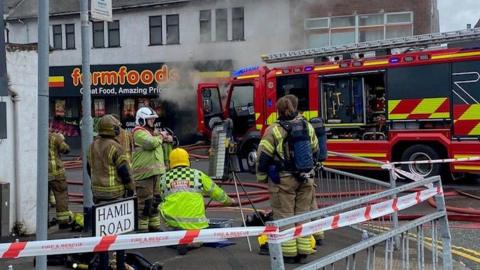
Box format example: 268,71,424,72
438,0,480,31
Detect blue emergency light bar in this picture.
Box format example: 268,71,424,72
232,66,259,77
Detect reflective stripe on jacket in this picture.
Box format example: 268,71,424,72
88,137,132,200
132,127,166,181
159,167,229,229
48,132,70,180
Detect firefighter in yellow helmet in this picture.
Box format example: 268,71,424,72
87,115,135,203
48,132,73,229
159,148,234,254
256,95,319,263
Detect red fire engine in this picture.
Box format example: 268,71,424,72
196,30,480,179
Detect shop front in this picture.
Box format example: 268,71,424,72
49,61,231,149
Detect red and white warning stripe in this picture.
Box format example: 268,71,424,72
269,187,441,243
0,226,278,259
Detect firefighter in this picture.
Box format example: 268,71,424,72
48,132,73,229
87,114,135,203
132,107,168,232
159,148,234,255
256,95,319,263
111,114,134,163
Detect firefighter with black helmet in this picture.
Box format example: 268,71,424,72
87,114,135,203
132,107,168,232
48,132,73,229
256,95,319,263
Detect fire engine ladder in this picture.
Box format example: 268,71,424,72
261,28,480,63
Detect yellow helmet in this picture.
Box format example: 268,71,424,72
169,148,190,168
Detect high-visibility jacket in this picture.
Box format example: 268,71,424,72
88,137,134,200
256,115,319,182
159,167,230,230
132,127,166,181
48,132,70,181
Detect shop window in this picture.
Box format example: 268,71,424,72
331,28,355,46
199,10,211,42
232,7,244,41
65,24,75,49
359,14,384,26
308,30,329,48
166,14,180,44
359,26,384,42
386,25,413,39
276,75,309,112
305,18,329,29
93,21,105,48
108,20,120,47
149,16,162,45
215,8,228,42
386,12,412,24
331,16,355,28
94,99,106,117
52,24,62,49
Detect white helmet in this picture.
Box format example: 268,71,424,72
135,107,158,126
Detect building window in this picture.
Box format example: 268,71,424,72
93,21,104,48
215,8,228,42
166,14,179,44
232,7,244,41
199,10,211,42
65,24,75,49
108,20,120,47
305,11,413,47
52,24,62,49
149,16,162,45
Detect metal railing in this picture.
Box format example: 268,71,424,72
267,175,452,270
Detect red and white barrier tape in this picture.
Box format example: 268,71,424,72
382,156,480,169
0,226,277,259
269,187,442,243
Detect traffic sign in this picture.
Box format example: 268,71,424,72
91,0,113,22
93,197,137,237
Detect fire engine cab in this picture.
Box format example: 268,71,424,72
196,29,480,179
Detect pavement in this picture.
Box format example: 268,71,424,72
0,156,479,270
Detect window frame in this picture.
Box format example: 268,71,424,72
65,24,75,49
232,7,244,41
108,20,120,48
166,14,180,45
199,10,212,43
215,8,228,42
149,15,163,46
92,21,105,48
52,24,62,50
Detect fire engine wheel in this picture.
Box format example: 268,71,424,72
243,142,258,173
400,144,442,178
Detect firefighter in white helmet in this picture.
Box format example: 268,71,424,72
131,106,170,232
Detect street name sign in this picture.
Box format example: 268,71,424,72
93,197,137,236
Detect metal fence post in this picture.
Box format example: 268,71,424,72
433,179,453,269
388,166,400,248
267,221,285,270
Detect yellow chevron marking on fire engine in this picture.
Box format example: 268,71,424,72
431,51,480,60
363,60,389,66
388,114,410,120
314,65,339,71
429,112,450,118
388,100,401,114
468,123,480,136
411,98,446,114
459,104,480,120
267,113,277,125
323,161,381,168
236,74,259,80
454,165,480,171
196,71,231,78
255,113,260,120
256,124,263,130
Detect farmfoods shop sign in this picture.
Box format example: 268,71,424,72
49,63,180,97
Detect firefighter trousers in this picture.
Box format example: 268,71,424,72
49,177,72,225
269,174,315,257
136,176,161,232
